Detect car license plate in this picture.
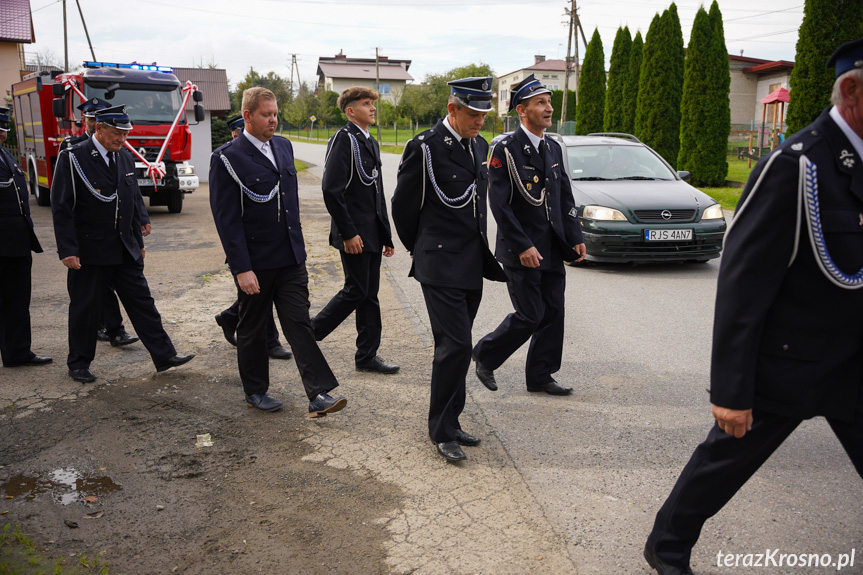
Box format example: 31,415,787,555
137,178,161,187
644,229,693,241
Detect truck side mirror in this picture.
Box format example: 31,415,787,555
52,83,65,96
52,97,65,118
193,90,203,102
194,104,205,122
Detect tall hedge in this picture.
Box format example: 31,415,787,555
622,31,643,135
677,2,730,186
575,28,606,135
635,5,685,167
551,89,577,124
786,0,863,134
604,26,632,132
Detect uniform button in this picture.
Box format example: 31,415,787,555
437,244,442,248
288,226,292,230
782,344,789,351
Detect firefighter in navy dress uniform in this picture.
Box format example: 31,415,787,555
61,97,143,348
643,39,863,575
51,105,194,383
214,113,293,361
392,77,506,462
0,105,52,368
472,74,585,396
312,86,398,375
209,87,345,417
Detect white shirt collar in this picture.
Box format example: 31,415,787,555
829,106,863,158
91,134,111,165
443,116,466,143
519,124,544,151
243,129,271,152
350,122,371,139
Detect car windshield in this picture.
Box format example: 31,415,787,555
83,86,184,125
567,144,675,181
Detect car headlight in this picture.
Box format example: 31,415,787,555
702,203,724,220
582,205,628,221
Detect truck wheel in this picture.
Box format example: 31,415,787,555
30,164,50,206
167,191,183,213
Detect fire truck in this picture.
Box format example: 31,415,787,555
11,62,204,213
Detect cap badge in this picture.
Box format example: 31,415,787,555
443,135,453,146
840,149,855,168
482,80,489,90
791,143,803,151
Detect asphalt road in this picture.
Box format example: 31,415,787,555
293,138,862,574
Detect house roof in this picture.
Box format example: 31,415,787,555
0,0,35,43
173,67,231,112
742,60,795,75
317,62,414,82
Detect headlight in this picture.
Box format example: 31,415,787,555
176,164,195,176
582,205,628,221
702,203,724,220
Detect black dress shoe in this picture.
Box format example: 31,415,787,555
455,429,481,446
644,543,695,575
155,354,195,372
356,356,399,374
245,393,283,412
5,354,53,367
96,328,110,342
268,345,293,360
214,313,237,346
474,358,498,391
69,368,96,383
433,440,466,462
308,392,347,418
109,332,139,347
526,379,573,395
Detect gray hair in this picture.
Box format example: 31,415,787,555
831,68,863,106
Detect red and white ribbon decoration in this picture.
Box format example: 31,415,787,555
61,78,198,186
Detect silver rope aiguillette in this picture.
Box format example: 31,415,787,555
348,133,378,186
421,143,475,210
219,152,281,220
70,152,119,228
801,156,863,289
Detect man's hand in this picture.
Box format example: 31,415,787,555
519,246,543,268
62,256,81,270
383,246,395,257
344,235,364,255
141,223,152,237
712,405,753,438
141,247,146,259
573,243,586,262
237,270,260,295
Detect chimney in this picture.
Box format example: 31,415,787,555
335,50,346,59
534,55,546,65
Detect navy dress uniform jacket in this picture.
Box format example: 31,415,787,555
0,146,41,257
52,139,144,265
488,128,583,270
322,123,393,253
392,119,505,289
711,108,863,423
210,134,304,273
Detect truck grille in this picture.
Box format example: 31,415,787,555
129,145,171,163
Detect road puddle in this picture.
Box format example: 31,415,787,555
0,468,122,505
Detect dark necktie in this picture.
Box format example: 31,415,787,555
538,139,546,166
462,138,473,162
108,152,117,190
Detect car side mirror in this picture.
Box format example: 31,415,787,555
52,97,65,118
194,104,205,122
677,170,691,181
52,83,65,96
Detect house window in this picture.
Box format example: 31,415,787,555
551,75,558,80
545,84,559,91
501,89,508,102
373,83,391,95
542,74,550,79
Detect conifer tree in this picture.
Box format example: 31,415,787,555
575,28,606,135
604,26,632,132
787,0,863,133
622,31,643,134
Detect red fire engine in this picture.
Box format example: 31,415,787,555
11,62,204,213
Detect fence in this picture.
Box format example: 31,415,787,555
280,121,513,146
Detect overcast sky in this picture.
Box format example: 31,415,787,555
25,0,803,91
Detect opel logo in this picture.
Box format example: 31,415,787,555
661,210,672,220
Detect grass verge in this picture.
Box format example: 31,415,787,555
0,524,110,574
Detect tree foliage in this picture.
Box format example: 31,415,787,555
232,67,293,116
575,28,606,135
786,0,863,134
622,31,643,134
604,26,632,132
678,2,730,186
424,63,497,121
211,116,231,150
635,4,685,167
550,90,577,123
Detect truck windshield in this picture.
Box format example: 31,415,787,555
84,86,185,125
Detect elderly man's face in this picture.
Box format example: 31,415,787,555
84,116,97,135
95,123,128,153
447,103,487,139
840,74,863,138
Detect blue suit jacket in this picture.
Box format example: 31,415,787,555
0,146,42,258
488,127,583,270
209,134,305,274
51,138,145,265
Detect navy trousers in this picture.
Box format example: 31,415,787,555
0,255,35,366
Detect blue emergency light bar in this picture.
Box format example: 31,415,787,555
83,61,174,73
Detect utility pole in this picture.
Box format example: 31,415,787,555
375,47,382,141
75,0,96,61
288,54,300,98
62,0,68,71
560,0,575,128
